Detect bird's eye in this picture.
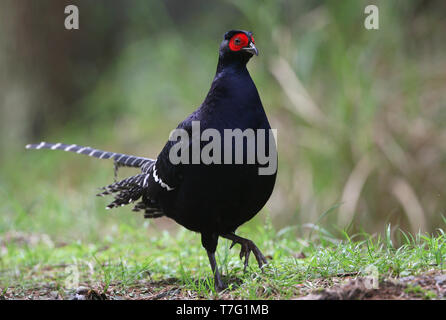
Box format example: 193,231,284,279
229,33,249,52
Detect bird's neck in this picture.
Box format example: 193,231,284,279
203,57,259,113
216,55,249,75
211,60,252,96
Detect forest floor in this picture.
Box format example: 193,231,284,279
1,219,445,300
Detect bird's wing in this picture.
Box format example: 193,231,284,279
150,141,181,192
146,116,196,193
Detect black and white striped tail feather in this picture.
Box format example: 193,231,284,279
27,141,164,218
26,142,154,168
97,167,163,218
97,173,150,197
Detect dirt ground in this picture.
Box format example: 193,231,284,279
2,270,445,300
298,271,446,300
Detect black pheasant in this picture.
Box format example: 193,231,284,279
26,30,277,291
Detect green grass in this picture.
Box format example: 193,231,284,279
1,207,444,299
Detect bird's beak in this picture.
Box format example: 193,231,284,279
243,42,259,56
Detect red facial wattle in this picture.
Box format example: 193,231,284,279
229,33,249,52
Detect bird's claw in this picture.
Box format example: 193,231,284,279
231,239,268,272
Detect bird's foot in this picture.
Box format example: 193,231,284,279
214,275,228,292
226,234,268,272
206,249,228,292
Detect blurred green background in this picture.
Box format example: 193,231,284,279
1,0,445,243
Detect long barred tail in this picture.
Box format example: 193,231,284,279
27,141,163,218
25,141,154,169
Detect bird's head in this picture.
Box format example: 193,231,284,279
219,30,258,65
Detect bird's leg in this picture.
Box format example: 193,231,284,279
222,233,268,272
206,250,227,292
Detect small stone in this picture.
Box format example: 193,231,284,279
399,276,415,282
76,286,90,295
434,275,446,285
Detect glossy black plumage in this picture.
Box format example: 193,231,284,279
27,30,277,290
